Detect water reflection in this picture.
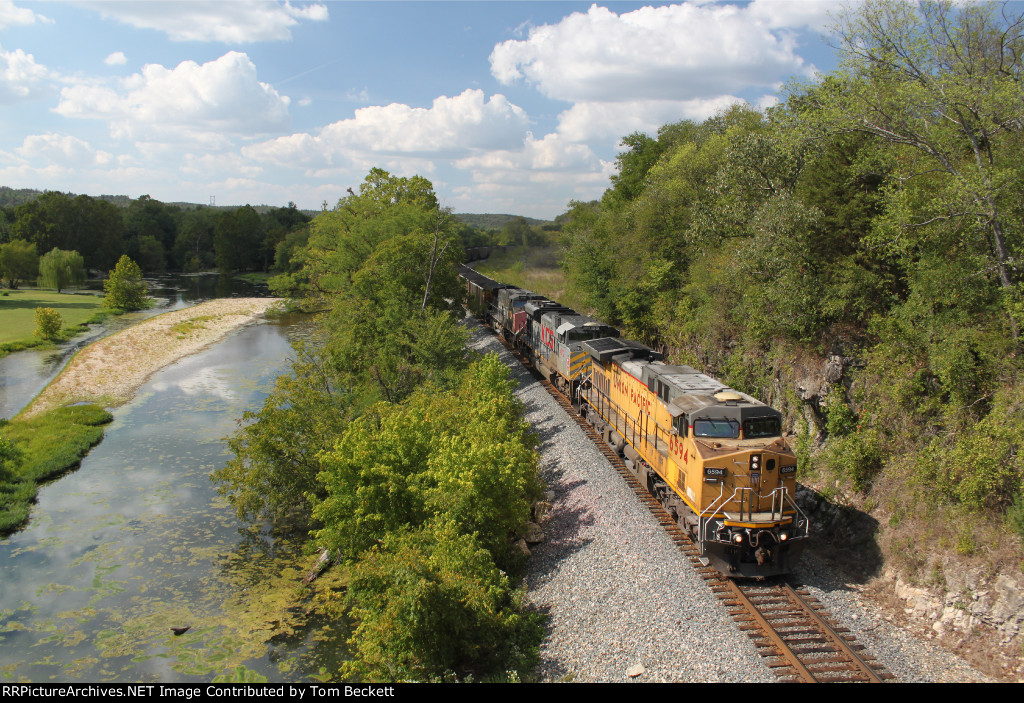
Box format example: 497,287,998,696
0,314,341,683
1,273,272,420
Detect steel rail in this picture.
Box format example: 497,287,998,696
782,583,885,683
724,580,818,682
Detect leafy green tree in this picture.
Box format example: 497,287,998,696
174,207,217,272
37,248,85,292
103,255,148,310
313,354,541,566
342,518,544,682
606,131,668,206
11,192,123,270
34,307,62,339
0,239,38,288
214,206,262,274
214,342,351,528
810,0,1024,296
124,195,177,269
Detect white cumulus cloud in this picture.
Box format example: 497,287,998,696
490,3,815,103
104,51,127,66
556,95,761,142
17,133,113,167
0,44,50,103
80,1,328,43
0,0,50,29
747,0,835,31
55,51,291,144
244,89,529,168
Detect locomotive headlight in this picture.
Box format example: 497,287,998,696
732,531,745,544
779,530,789,542
750,454,761,471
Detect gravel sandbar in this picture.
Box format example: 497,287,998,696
20,298,281,418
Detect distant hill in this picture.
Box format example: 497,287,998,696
0,187,45,208
0,187,319,216
454,213,551,231
1,188,541,226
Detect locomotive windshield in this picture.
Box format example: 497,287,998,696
693,418,740,439
744,416,782,438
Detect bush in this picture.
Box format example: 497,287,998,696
1006,494,1024,540
34,307,62,340
826,429,883,491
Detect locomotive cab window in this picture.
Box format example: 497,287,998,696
743,416,781,439
672,414,688,436
693,418,740,439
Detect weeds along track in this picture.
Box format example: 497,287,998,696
489,325,894,683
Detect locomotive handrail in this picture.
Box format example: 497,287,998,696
697,486,810,544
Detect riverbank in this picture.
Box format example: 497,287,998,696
18,297,282,419
0,289,114,357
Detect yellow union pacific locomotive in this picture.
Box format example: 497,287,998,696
577,337,808,577
458,266,809,577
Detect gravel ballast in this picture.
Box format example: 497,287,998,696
467,317,993,683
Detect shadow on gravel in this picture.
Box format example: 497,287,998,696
790,484,883,592
521,602,572,682
524,466,596,585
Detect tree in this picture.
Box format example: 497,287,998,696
34,307,62,339
0,239,38,288
214,206,262,274
810,0,1024,295
606,131,667,206
37,248,85,292
214,342,351,528
103,255,148,310
124,195,177,270
342,518,543,682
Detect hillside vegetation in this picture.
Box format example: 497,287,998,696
559,0,1024,583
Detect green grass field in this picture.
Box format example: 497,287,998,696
473,246,592,313
0,289,105,345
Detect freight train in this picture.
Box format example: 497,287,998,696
460,265,809,578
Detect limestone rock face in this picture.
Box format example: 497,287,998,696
892,564,1024,645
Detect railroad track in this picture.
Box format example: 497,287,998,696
487,326,893,682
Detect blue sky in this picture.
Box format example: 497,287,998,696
0,1,843,218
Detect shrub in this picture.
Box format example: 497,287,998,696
1006,494,1024,540
826,428,883,491
34,307,62,340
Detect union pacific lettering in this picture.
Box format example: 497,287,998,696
613,369,652,414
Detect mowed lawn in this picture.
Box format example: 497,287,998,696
0,289,105,344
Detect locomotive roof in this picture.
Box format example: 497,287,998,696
457,265,508,291
582,337,662,364
497,287,541,301
524,299,575,320
640,362,777,419
541,311,613,332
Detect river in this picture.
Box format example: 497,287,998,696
0,306,346,682
0,273,270,420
